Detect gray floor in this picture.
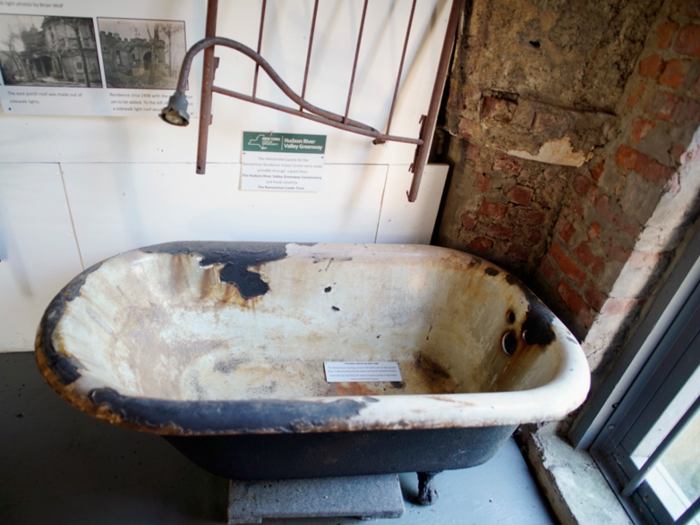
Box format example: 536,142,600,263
0,352,557,524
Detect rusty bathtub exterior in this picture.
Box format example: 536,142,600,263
35,242,590,479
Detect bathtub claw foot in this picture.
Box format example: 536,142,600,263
413,471,441,506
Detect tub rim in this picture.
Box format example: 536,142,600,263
35,241,591,436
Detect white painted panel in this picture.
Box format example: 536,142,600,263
62,162,388,267
375,164,448,244
0,164,83,352
0,0,450,166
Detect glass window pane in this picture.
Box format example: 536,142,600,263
631,365,700,523
659,408,700,503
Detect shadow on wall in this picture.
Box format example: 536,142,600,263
0,184,33,297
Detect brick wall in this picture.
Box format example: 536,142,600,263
437,0,700,381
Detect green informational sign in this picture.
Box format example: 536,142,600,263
241,131,327,192
242,132,326,154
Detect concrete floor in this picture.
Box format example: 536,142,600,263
0,352,557,525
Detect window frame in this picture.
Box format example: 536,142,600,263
571,222,700,524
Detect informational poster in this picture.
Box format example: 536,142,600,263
0,0,199,116
240,131,326,192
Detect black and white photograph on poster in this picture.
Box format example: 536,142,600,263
0,0,198,117
97,18,186,90
0,14,102,88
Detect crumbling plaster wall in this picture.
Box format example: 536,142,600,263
436,0,700,390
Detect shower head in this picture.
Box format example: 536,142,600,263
159,91,190,126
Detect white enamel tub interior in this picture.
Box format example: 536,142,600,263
36,242,590,437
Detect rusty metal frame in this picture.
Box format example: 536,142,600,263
173,0,464,202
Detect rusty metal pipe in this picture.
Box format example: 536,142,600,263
407,0,465,202
195,0,218,174
385,0,417,136
212,85,423,145
170,37,380,132
344,0,369,124
252,0,267,97
300,0,320,109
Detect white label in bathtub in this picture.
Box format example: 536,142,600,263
241,132,326,192
324,362,402,383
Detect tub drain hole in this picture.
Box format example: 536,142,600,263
502,331,518,356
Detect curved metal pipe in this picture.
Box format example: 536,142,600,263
175,37,381,134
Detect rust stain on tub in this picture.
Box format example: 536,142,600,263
428,395,475,406
327,383,379,397
415,353,451,380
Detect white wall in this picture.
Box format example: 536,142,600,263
0,0,450,351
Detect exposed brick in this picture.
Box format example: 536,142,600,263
658,59,690,88
673,0,700,18
595,194,617,222
614,215,642,240
447,82,463,112
693,73,700,97
458,118,480,139
476,172,491,192
591,161,605,181
508,185,534,205
641,159,675,183
607,243,632,262
584,283,607,312
486,223,515,240
574,242,605,274
674,25,700,58
525,229,542,246
532,111,569,131
647,91,700,125
628,83,645,107
461,212,478,230
587,222,602,240
556,217,576,243
468,237,493,253
601,298,642,315
539,255,556,279
639,54,666,77
517,208,545,225
573,175,593,197
464,141,481,165
557,280,594,329
658,21,680,50
507,244,530,262
571,199,584,218
634,150,652,174
478,199,507,218
630,118,656,143
550,244,586,287
670,142,686,163
481,96,517,123
493,152,524,176
646,91,682,122
616,144,638,170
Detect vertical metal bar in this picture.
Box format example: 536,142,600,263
622,395,700,498
385,0,417,136
407,0,464,202
196,0,219,175
252,0,267,98
343,0,369,124
676,494,700,525
300,0,320,110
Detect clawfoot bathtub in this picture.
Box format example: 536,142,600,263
36,242,589,485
